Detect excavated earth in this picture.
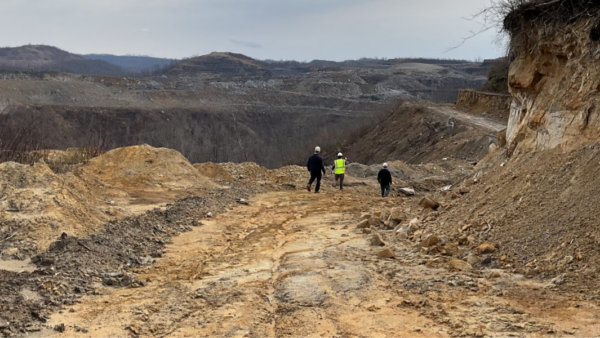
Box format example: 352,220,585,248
22,189,600,338
1,153,600,337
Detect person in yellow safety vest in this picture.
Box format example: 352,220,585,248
331,152,347,190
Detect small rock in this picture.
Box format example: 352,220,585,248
443,242,459,256
399,188,415,196
487,271,502,279
368,216,381,226
418,197,440,210
450,259,472,271
362,228,372,234
3,247,18,256
53,324,66,333
467,235,476,245
236,198,249,205
373,211,382,217
477,243,496,254
420,235,439,248
377,248,395,259
390,207,407,222
369,234,385,247
575,252,583,261
206,212,213,218
459,187,470,195
467,252,479,265
357,219,370,229
551,274,565,285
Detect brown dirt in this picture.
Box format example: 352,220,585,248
32,190,600,338
0,145,220,260
401,143,600,300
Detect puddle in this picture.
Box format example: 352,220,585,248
0,259,36,273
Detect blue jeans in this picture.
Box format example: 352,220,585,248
308,173,322,192
381,184,390,197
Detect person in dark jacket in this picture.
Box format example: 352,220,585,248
377,162,393,197
307,146,326,193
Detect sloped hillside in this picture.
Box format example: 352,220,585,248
345,102,504,165
0,45,124,75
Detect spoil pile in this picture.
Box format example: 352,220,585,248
411,144,600,298
78,144,218,191
0,161,112,258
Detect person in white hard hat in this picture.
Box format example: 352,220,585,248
331,152,347,190
306,146,326,193
377,162,393,197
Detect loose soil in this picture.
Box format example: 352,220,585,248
6,188,597,338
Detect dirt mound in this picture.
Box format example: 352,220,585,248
219,162,272,182
0,161,113,258
194,162,234,181
79,144,218,191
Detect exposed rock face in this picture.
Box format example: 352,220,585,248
505,18,600,154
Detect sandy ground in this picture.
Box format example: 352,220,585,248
40,190,600,338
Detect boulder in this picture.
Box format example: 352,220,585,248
369,234,385,246
418,197,440,210
377,248,395,259
398,188,415,196
357,220,370,229
450,259,472,271
477,242,496,254
420,235,439,248
390,207,407,222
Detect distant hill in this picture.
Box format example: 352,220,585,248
0,45,125,75
83,54,176,73
163,52,270,77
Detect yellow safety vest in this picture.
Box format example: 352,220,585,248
334,159,346,174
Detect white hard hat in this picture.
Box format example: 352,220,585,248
315,146,321,153
383,162,388,168
337,152,343,157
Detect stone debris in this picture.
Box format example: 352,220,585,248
418,197,440,210
369,234,386,247
377,248,395,259
399,188,415,196
450,259,473,271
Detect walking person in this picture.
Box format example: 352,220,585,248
332,152,347,190
377,162,393,197
306,146,326,193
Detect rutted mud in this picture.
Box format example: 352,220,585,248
42,191,600,338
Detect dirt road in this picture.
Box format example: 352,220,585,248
43,191,600,337
426,103,507,133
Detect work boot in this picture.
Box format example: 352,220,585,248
307,184,311,192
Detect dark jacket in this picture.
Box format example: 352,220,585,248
307,153,326,174
377,168,392,186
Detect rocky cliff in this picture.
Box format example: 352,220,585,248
504,1,600,154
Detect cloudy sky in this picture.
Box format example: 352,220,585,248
1,0,503,61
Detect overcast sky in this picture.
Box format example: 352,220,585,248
1,0,503,61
